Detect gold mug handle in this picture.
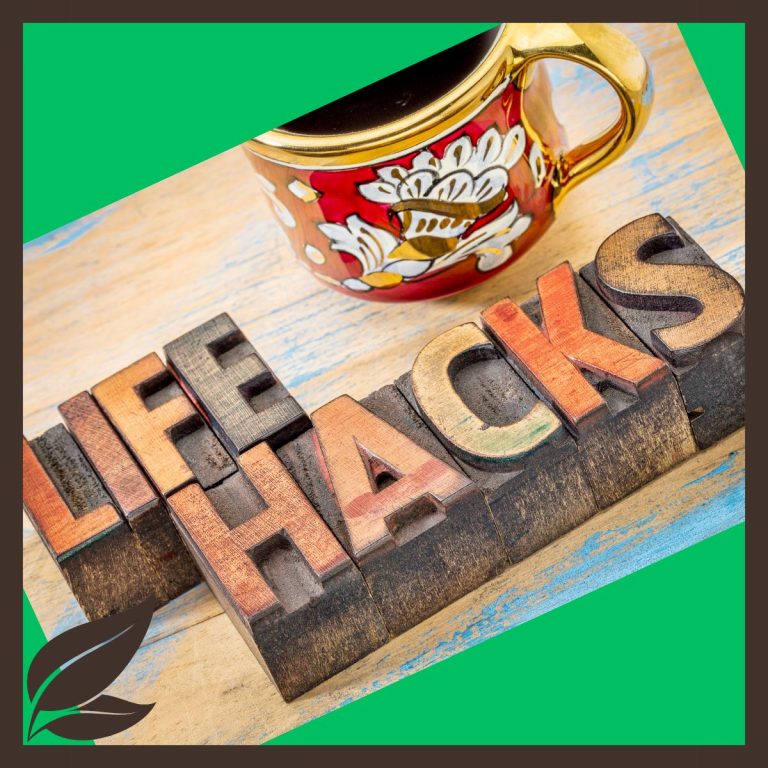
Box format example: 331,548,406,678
507,23,653,203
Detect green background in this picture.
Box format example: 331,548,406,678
22,23,745,745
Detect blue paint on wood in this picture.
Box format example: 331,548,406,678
684,450,737,487
23,205,117,260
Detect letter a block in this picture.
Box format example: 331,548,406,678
278,391,506,636
23,428,166,620
398,322,598,563
483,262,697,509
581,214,745,448
167,442,388,702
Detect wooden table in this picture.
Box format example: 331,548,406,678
23,23,745,745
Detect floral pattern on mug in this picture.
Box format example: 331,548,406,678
315,124,543,291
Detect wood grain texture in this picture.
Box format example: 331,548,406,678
485,264,697,508
59,391,157,520
92,353,236,496
280,390,506,636
482,296,606,432
167,442,388,701
164,312,310,455
23,431,121,558
59,390,201,599
22,25,744,744
23,427,166,620
581,213,745,448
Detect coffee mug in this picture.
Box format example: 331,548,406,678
244,23,652,302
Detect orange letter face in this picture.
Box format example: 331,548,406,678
59,391,201,600
167,442,388,702
483,262,665,435
93,353,235,496
23,428,165,620
169,442,349,621
483,262,696,508
311,395,472,560
281,387,505,637
538,263,666,391
23,435,120,560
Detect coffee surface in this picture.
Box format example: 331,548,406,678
281,28,500,136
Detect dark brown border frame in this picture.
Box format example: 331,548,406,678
8,3,760,763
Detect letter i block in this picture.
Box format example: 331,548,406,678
167,442,388,702
397,322,598,563
278,389,507,637
92,353,236,497
59,392,201,600
164,313,310,456
483,262,697,509
23,427,166,620
581,214,745,448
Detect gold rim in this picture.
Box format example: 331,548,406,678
246,25,512,169
246,22,652,202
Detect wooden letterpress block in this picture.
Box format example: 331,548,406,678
278,392,506,637
59,392,200,599
164,313,310,455
397,322,598,563
92,353,236,496
167,442,388,701
23,427,165,620
483,262,697,509
581,214,745,448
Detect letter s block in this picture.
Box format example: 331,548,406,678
167,442,388,702
581,214,745,448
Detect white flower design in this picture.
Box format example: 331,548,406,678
442,203,532,273
359,125,526,241
314,123,544,291
318,215,432,292
320,203,531,291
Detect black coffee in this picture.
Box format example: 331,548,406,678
280,27,501,136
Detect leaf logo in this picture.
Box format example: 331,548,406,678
26,598,155,742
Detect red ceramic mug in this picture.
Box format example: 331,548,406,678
244,23,652,302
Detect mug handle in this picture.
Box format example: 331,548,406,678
507,23,653,202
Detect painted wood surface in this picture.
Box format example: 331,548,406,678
22,23,744,744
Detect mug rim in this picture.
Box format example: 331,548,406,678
246,24,514,170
